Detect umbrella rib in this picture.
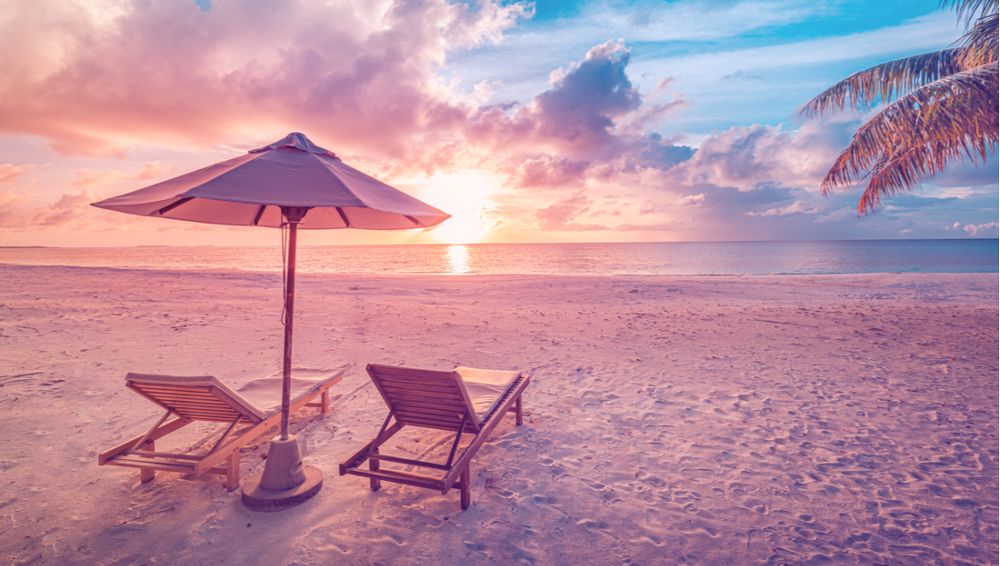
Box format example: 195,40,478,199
156,197,194,216
252,205,267,226
404,215,421,226
335,207,352,228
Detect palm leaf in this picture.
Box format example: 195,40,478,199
799,49,964,117
819,64,999,213
958,12,999,67
941,0,998,24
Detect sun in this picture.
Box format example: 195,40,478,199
415,172,501,244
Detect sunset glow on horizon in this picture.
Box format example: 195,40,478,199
0,0,996,247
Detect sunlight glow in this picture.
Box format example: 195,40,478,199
445,244,470,274
418,172,502,244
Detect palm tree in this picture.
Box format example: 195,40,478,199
802,0,998,213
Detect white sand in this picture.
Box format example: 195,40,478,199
1,264,997,565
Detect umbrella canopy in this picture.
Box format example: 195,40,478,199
91,132,450,510
92,132,449,229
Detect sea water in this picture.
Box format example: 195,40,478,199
0,240,996,276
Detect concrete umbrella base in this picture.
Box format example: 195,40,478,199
241,435,323,512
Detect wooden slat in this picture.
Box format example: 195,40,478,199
378,388,465,406
131,386,213,394
132,391,221,400
391,403,465,419
388,395,467,411
106,458,229,476
157,407,237,418
108,457,195,472
374,371,456,384
131,386,215,395
395,414,465,429
131,451,203,461
378,389,465,406
393,414,464,429
344,468,445,491
134,398,227,408
376,380,462,395
374,454,451,471
372,367,454,380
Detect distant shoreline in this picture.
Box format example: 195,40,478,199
1,237,997,250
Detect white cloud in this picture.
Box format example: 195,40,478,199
744,200,819,217
962,222,999,236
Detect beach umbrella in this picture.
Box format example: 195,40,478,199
92,132,449,510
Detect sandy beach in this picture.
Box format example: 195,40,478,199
1,264,997,565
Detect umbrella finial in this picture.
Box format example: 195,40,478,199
250,132,339,160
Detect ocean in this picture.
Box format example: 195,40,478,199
0,240,996,276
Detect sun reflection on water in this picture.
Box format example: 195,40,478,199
446,244,470,274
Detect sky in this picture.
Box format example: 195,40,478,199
0,0,996,247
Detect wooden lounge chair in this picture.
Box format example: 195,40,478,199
339,363,530,510
99,366,347,490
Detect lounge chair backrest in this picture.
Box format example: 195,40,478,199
366,364,481,433
126,373,267,424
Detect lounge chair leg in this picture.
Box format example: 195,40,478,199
460,466,471,510
369,448,382,492
224,451,240,491
515,395,524,426
321,389,330,416
140,440,155,483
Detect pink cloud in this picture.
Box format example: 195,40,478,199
670,119,855,192
0,1,530,159
0,190,30,227
962,222,999,237
0,188,98,229
515,157,590,189
72,169,124,190
135,161,169,180
536,194,607,231
467,40,691,168
32,191,96,227
0,163,25,184
743,200,819,217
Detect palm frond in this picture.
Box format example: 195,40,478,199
958,12,999,67
941,0,999,24
799,49,963,117
818,64,999,213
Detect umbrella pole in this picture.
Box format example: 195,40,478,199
280,218,298,440
242,206,322,511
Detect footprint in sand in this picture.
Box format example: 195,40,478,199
742,498,768,514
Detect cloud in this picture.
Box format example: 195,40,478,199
0,163,25,184
534,40,641,149
0,190,30,227
961,222,999,237
535,194,607,231
2,1,994,243
515,157,590,189
469,39,690,166
676,193,705,207
0,188,98,228
32,190,96,226
744,200,819,217
72,169,124,189
0,0,531,157
136,161,169,180
670,119,854,192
